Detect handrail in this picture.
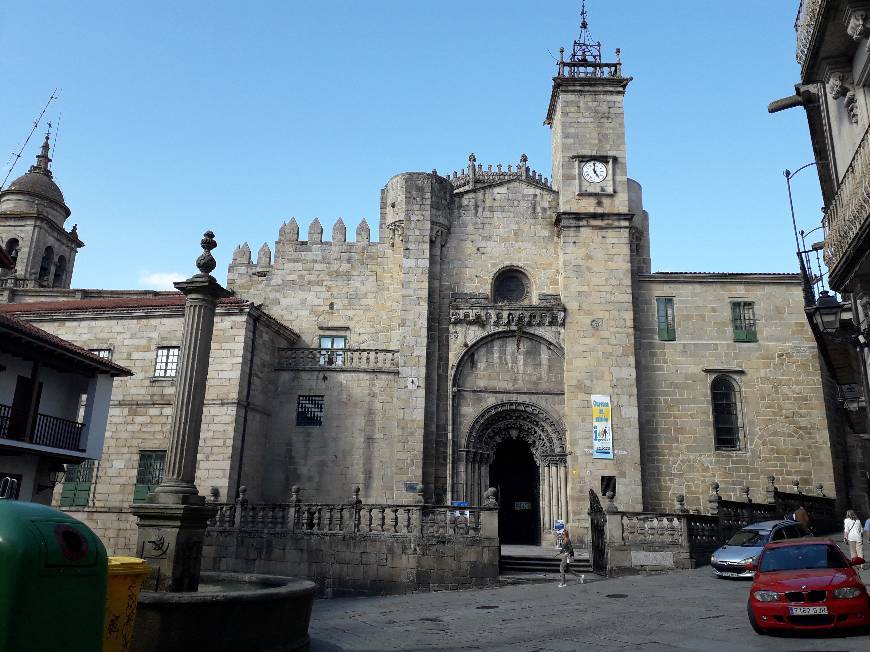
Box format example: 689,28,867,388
0,403,85,452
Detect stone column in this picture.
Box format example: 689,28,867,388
543,463,553,530
559,464,569,524
132,231,231,592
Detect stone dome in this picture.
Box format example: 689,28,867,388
4,170,65,205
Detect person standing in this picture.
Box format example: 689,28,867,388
794,504,811,533
844,510,864,561
555,529,582,588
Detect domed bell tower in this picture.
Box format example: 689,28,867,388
0,129,83,289
547,2,644,526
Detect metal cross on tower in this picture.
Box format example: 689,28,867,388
569,0,602,64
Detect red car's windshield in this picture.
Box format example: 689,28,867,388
759,544,848,572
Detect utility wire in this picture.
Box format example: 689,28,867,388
0,89,59,191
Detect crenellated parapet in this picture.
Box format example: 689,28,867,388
446,153,552,192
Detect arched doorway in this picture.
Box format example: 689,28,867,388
459,402,568,543
490,438,539,544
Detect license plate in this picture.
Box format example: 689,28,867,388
789,606,828,615
719,572,741,577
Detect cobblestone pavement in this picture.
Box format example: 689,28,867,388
310,564,870,651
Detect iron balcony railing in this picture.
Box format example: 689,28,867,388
0,404,85,452
823,123,870,274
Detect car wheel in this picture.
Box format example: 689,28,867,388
747,603,766,635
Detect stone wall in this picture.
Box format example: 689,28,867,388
635,274,836,513
2,300,295,555
201,500,500,595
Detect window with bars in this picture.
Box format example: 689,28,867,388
731,301,757,342
711,375,741,450
154,346,180,378
319,336,346,367
89,348,113,360
656,297,676,341
134,450,166,502
296,395,324,427
60,460,95,506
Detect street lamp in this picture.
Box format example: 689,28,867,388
811,290,843,334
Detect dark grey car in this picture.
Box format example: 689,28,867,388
710,520,810,578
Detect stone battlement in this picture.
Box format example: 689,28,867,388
230,216,381,268
445,153,552,192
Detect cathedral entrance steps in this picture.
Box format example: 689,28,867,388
499,544,592,575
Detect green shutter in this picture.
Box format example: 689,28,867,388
133,483,152,502
60,461,93,507
732,302,757,342
656,298,676,341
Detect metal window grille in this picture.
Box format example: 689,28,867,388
318,336,346,367
154,346,180,377
711,376,740,450
89,348,113,360
731,302,757,342
60,460,95,506
134,450,166,502
656,297,676,341
296,395,324,427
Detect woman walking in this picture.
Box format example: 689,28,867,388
844,509,864,562
555,529,582,588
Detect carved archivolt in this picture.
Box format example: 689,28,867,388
466,401,567,463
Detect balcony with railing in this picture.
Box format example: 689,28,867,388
823,123,870,276
275,348,399,373
0,404,86,453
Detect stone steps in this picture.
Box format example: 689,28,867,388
500,554,592,574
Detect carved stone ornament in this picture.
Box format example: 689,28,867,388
826,69,860,124
590,318,603,330
196,230,218,275
386,221,404,248
466,401,567,463
449,305,566,328
845,7,870,41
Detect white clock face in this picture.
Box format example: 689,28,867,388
581,160,608,184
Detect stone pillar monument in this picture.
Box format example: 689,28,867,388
132,231,231,591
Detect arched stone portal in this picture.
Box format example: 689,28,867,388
459,402,568,543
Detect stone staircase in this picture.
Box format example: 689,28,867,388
499,546,593,575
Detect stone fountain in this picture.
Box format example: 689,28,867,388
130,232,314,652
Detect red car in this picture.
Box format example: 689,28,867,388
747,538,870,634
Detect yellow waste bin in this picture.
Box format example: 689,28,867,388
103,556,151,652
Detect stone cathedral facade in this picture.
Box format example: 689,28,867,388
0,17,843,550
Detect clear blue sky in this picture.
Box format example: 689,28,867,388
0,1,822,290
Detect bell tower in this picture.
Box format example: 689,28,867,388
548,2,645,525
0,128,83,289
545,1,631,215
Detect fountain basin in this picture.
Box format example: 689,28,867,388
132,572,315,652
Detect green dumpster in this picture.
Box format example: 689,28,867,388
0,501,108,652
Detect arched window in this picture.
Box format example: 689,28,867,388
52,255,67,287
492,268,530,304
4,238,19,267
38,246,54,285
711,375,741,450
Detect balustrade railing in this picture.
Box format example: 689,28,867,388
621,514,683,546
276,348,399,372
558,59,622,79
208,500,494,539
0,404,85,452
823,123,870,273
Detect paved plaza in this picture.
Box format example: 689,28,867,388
310,562,870,651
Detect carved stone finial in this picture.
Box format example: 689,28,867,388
236,485,248,505
351,486,361,505
290,485,300,503
70,223,78,238
605,491,617,513
675,494,688,514
741,486,752,503
468,152,476,164
416,485,425,505
816,483,825,497
766,475,776,504
792,478,802,494
520,153,528,166
484,487,498,507
196,230,218,275
209,486,220,502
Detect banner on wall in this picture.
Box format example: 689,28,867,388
591,394,614,459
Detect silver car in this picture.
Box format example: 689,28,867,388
710,520,810,578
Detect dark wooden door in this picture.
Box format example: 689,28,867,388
490,438,540,545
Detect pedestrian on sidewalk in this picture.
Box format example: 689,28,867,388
794,504,812,533
843,510,864,562
555,529,582,587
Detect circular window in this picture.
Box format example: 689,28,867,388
493,269,529,303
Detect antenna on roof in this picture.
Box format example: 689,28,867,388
0,89,59,192
51,111,62,160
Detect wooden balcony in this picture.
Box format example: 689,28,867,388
0,404,85,452
823,124,870,280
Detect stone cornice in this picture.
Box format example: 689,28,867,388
545,75,633,125
0,211,83,247
639,272,801,284
449,303,566,328
555,212,634,230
